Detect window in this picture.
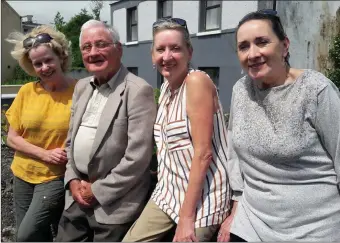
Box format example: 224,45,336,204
258,0,276,11
127,7,138,42
199,0,222,31
158,0,172,19
127,67,138,76
199,67,220,87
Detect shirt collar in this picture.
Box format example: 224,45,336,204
90,65,122,90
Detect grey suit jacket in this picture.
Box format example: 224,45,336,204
64,65,157,224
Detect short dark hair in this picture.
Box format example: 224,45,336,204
236,10,290,65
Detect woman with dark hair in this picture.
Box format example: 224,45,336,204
217,10,340,242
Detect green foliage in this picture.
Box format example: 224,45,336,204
152,88,161,160
54,11,66,32
1,105,9,146
224,112,230,127
327,34,340,89
153,88,160,104
3,65,35,85
53,9,93,68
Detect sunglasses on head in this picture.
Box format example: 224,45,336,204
257,9,278,15
23,33,53,49
153,17,188,33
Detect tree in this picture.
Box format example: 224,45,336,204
91,0,104,20
53,12,65,32
61,9,93,68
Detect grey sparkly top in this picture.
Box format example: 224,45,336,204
227,70,340,241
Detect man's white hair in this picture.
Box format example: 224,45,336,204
79,19,120,46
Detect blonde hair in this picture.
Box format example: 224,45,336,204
152,20,193,51
6,25,72,77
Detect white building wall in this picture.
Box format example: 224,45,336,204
277,1,340,71
221,1,258,30
113,8,127,43
138,1,157,42
173,1,199,34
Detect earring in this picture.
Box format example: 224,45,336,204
152,63,156,70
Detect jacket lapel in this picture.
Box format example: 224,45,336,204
89,67,128,160
72,82,94,148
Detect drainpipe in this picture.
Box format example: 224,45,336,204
20,16,23,33
273,0,277,10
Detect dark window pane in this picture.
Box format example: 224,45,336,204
131,25,138,41
205,8,220,30
157,71,164,88
131,9,137,23
199,67,219,87
127,67,138,76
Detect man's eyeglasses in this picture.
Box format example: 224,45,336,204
81,41,114,53
153,17,188,33
23,33,53,49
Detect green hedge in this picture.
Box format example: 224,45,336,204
327,34,340,89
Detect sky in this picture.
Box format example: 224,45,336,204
7,1,114,26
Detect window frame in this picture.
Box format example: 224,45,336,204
199,0,222,32
158,0,173,19
127,7,138,42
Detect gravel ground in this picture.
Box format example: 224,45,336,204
1,145,15,242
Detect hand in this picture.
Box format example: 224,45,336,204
217,201,238,242
80,180,97,206
42,148,67,165
173,217,198,242
69,179,91,207
217,215,234,242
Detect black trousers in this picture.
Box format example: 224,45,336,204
56,202,132,242
230,233,247,242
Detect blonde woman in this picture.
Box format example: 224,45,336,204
123,18,231,242
6,25,76,241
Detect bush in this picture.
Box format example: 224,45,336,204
1,105,9,145
3,65,36,85
12,65,35,82
327,34,340,89
153,88,160,104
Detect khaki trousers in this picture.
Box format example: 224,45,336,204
123,199,219,242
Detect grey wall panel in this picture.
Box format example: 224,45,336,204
122,43,158,88
121,32,243,111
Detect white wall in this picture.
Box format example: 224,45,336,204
113,8,127,44
278,1,340,71
138,1,157,42
173,1,199,34
221,1,258,30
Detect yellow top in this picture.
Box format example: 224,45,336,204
5,81,76,184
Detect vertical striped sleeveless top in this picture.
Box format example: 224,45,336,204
151,69,231,228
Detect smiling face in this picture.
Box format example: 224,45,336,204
80,27,122,79
152,29,192,82
236,19,289,83
29,45,63,80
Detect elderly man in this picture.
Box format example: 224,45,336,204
56,20,156,242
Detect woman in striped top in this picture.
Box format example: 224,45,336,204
123,18,231,242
